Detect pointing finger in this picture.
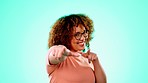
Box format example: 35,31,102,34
69,51,81,57
87,49,90,55
64,49,81,57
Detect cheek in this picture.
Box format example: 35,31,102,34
71,38,77,47
71,38,76,45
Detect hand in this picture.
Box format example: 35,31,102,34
48,45,81,60
79,49,98,63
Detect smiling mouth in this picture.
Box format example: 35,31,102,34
77,42,85,46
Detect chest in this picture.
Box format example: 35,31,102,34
52,56,95,83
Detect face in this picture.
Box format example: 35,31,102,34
70,25,88,52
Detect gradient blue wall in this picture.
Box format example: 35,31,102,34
0,0,148,83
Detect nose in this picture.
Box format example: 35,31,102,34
79,35,86,41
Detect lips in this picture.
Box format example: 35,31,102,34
77,42,84,46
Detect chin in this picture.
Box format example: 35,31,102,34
78,47,85,51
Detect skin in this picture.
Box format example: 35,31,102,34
48,25,107,83
70,24,86,52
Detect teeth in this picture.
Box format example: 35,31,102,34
79,42,84,45
77,42,84,45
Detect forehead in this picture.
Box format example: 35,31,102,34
73,25,86,32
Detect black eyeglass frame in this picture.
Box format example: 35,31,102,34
73,30,89,40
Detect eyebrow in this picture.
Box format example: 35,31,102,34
75,30,87,34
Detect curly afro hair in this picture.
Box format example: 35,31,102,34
48,14,94,50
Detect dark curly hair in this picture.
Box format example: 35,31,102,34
48,14,94,50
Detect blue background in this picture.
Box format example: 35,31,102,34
0,0,148,83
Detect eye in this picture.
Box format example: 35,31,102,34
74,32,81,37
82,30,88,34
85,30,89,33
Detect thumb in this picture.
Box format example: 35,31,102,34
80,49,90,58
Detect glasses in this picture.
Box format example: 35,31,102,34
73,30,88,40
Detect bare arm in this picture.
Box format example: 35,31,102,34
48,45,80,65
80,49,107,83
48,52,67,64
93,59,107,83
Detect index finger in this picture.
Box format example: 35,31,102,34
64,49,81,57
87,49,90,55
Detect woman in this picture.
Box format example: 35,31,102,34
46,14,106,83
